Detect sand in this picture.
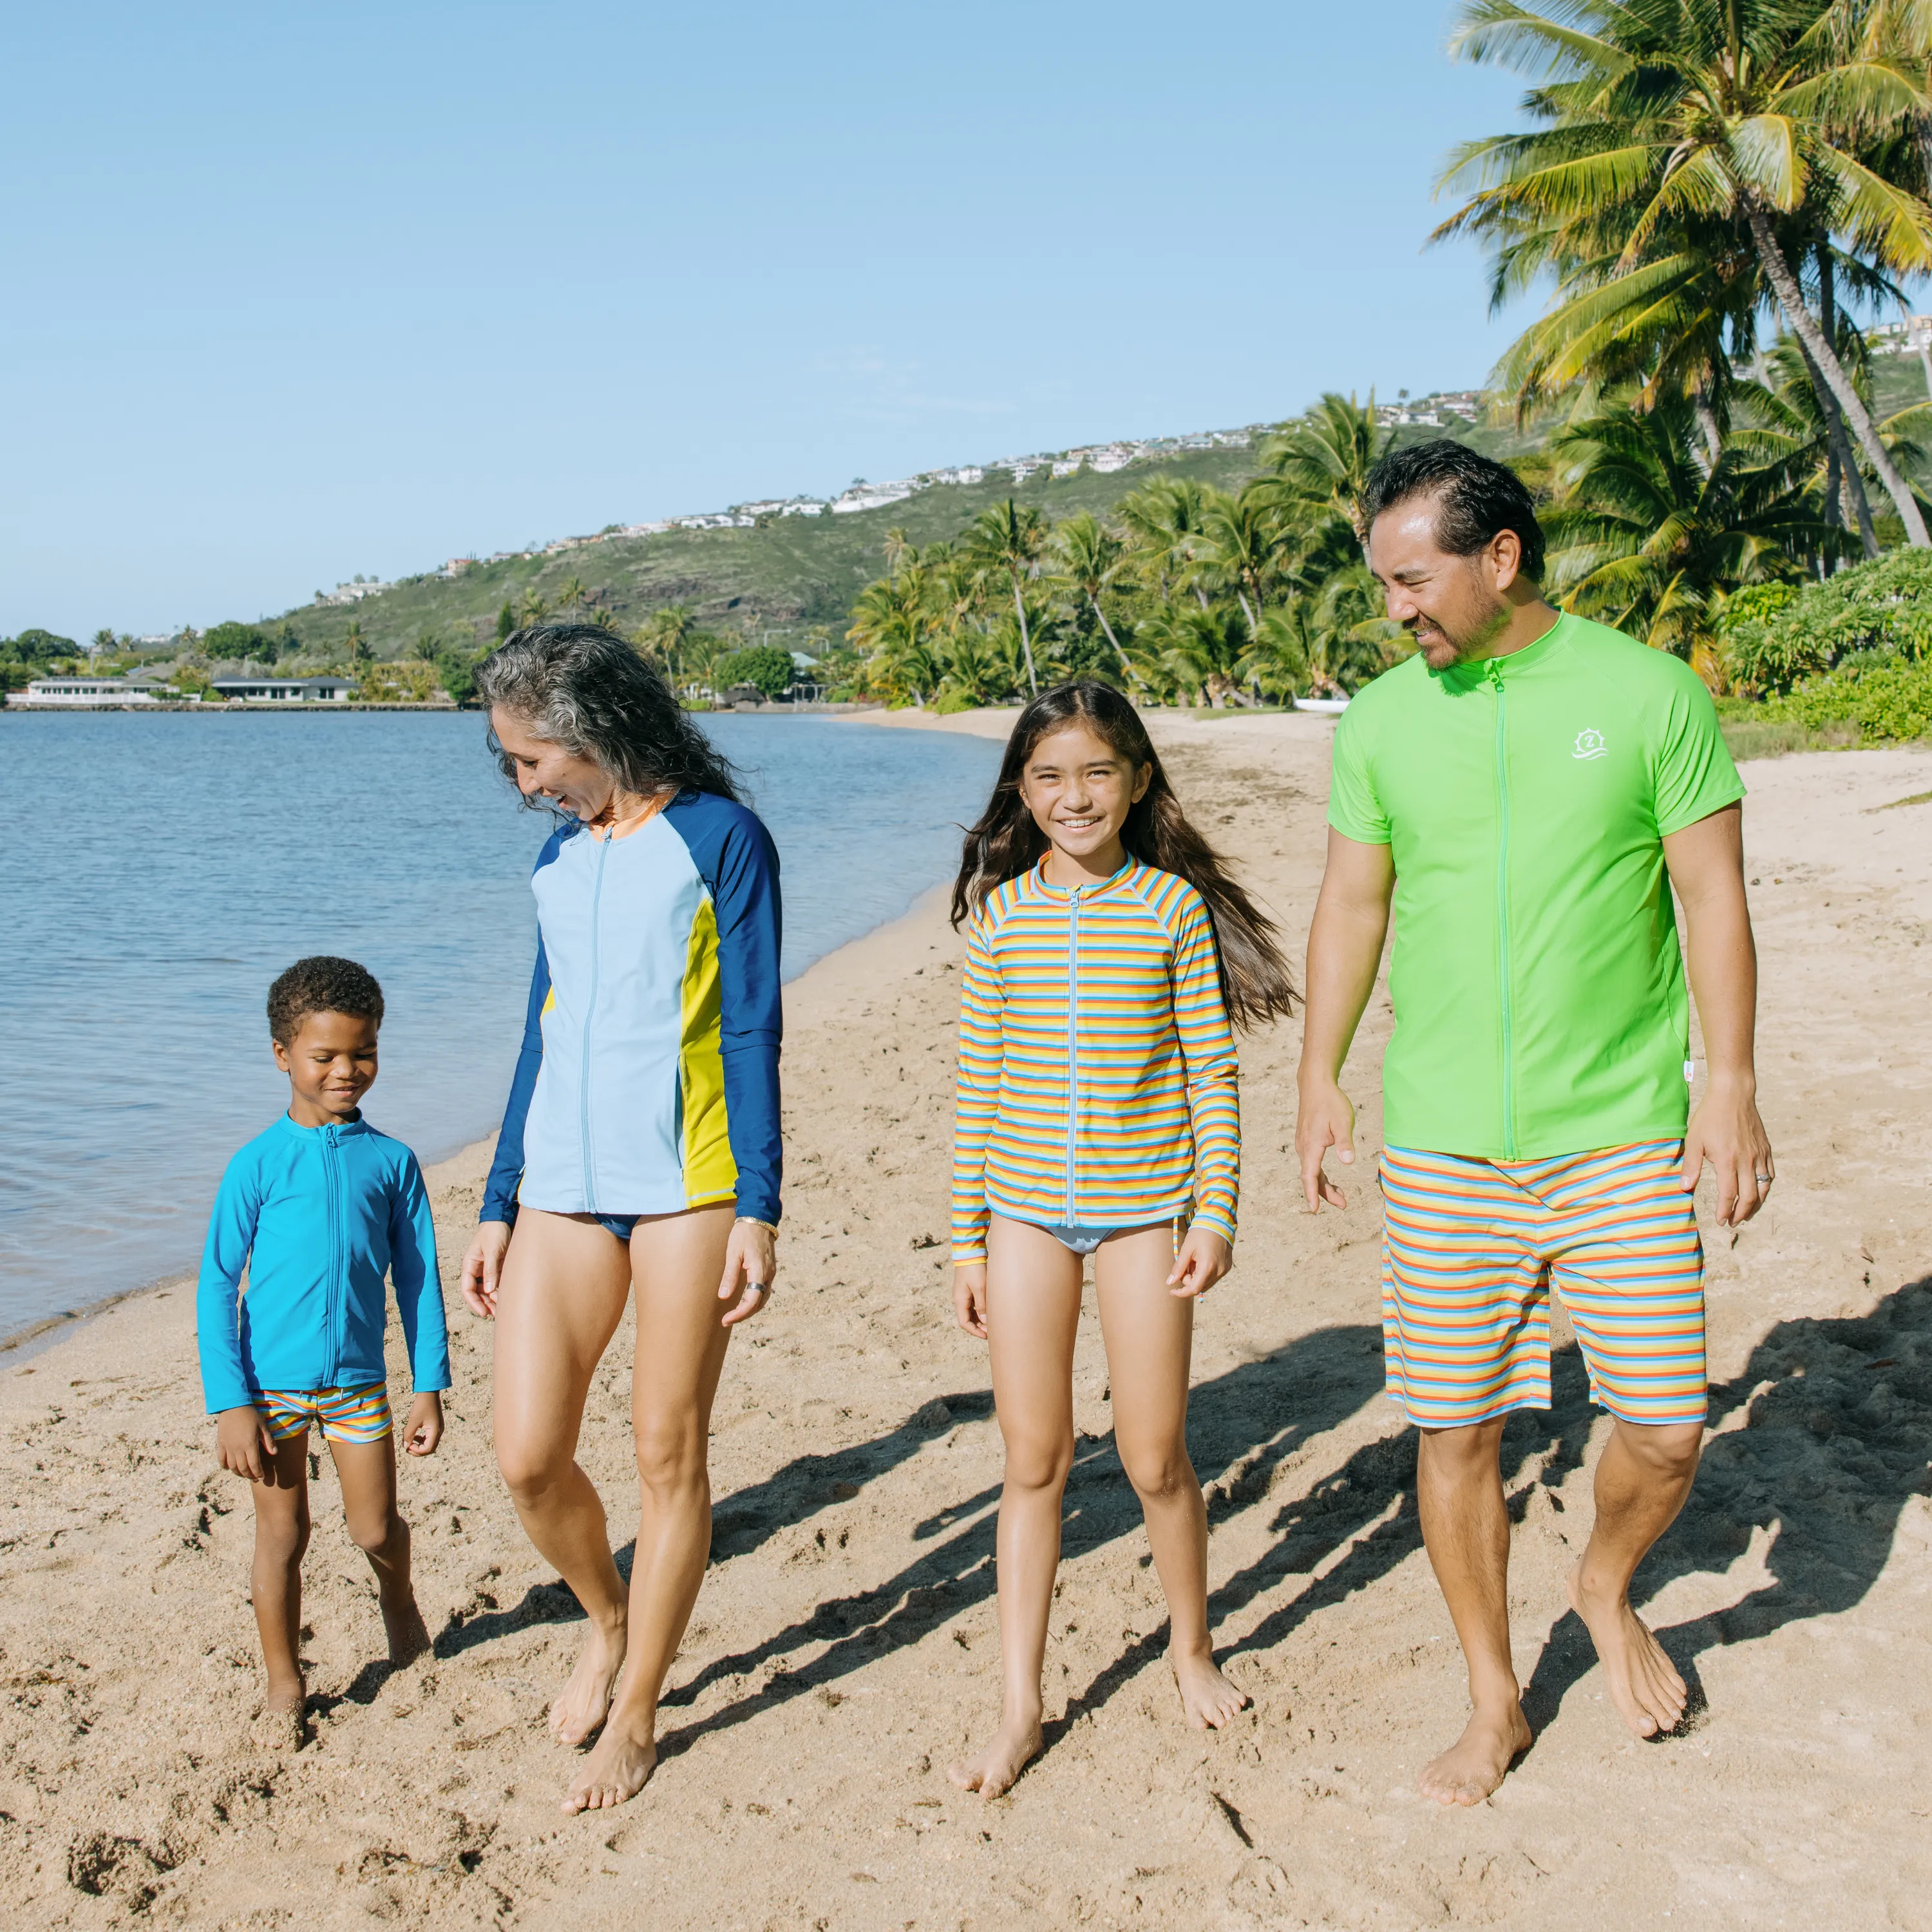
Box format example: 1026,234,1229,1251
2,714,1929,1931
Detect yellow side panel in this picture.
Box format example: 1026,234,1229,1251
679,896,738,1206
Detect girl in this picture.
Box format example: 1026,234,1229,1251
462,624,782,1816
946,680,1298,1800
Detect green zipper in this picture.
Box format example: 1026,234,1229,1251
1488,661,1517,1157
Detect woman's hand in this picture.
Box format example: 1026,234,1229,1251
718,1218,775,1327
1167,1228,1233,1299
954,1263,989,1340
462,1220,512,1318
216,1406,277,1484
401,1391,444,1457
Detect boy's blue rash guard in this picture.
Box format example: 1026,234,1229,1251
482,788,784,1227
195,1114,451,1415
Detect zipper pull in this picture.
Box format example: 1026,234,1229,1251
1487,659,1504,688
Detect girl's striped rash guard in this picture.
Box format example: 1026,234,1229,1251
483,788,783,1227
949,857,1240,1265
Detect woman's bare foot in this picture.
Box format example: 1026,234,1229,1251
1419,1699,1531,1806
1171,1645,1249,1729
1567,1560,1687,1738
947,1710,1043,1801
550,1618,627,1745
382,1595,431,1669
562,1713,657,1814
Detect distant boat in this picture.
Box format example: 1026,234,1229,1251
1294,696,1350,715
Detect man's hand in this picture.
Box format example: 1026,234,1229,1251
953,1263,989,1339
461,1221,511,1318
1167,1228,1233,1298
718,1218,775,1327
1297,1079,1358,1213
402,1390,444,1457
1682,1074,1774,1227
216,1406,277,1484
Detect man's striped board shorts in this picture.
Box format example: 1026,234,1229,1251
1378,1140,1706,1429
257,1383,394,1444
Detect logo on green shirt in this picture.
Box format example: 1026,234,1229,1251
1572,727,1607,761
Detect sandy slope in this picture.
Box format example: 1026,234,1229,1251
1,715,1929,1931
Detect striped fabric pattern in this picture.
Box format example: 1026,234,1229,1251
1379,1140,1706,1428
258,1382,394,1444
951,858,1239,1264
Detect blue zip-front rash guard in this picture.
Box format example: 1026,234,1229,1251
196,1113,451,1414
482,787,784,1227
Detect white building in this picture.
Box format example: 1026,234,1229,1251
927,466,983,486
831,482,916,515
781,500,825,516
317,580,393,605
210,676,355,703
10,677,162,707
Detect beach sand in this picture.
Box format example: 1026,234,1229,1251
3,714,1929,1930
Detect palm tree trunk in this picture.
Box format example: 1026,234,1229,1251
1086,592,1134,679
1693,389,1722,475
1233,589,1258,635
1748,205,1928,545
1815,249,1878,559
1795,332,1877,562
1009,569,1037,694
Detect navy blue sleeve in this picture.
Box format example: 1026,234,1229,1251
669,791,784,1225
482,929,551,1224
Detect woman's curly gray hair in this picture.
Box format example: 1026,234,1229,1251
476,622,741,804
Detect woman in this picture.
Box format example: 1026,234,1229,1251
461,623,781,1815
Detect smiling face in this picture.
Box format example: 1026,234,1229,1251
1368,494,1522,670
273,1009,379,1126
1018,723,1151,880
489,706,619,822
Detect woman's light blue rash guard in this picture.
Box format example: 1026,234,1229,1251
482,788,784,1227
196,1113,451,1414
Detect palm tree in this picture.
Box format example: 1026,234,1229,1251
1237,605,1311,701
344,620,372,665
555,576,588,612
1137,603,1250,707
963,502,1049,692
1438,0,1932,544
410,627,442,663
1195,485,1298,636
636,603,701,676
1048,513,1135,675
516,589,550,627
1116,477,1216,607
1256,393,1389,556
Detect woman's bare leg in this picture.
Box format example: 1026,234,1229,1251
330,1432,430,1666
565,1203,736,1814
247,1430,312,1717
949,1217,1083,1800
491,1209,635,1743
1095,1225,1247,1728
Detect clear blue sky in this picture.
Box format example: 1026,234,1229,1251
3,2,1533,639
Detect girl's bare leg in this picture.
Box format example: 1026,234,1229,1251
949,1217,1083,1800
330,1432,429,1666
491,1209,635,1744
1095,1226,1248,1728
565,1203,736,1814
247,1430,312,1716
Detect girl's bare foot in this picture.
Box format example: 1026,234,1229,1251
550,1618,627,1745
948,1711,1043,1801
562,1714,657,1814
382,1596,431,1669
1171,1645,1249,1728
1566,1560,1688,1738
1419,1698,1531,1805
248,1688,305,1753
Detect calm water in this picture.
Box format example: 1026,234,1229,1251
0,711,1002,1336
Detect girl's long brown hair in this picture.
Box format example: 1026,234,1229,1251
950,681,1300,1029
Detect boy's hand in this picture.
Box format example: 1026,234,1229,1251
1168,1229,1233,1299
718,1218,775,1327
402,1391,444,1457
953,1263,989,1340
461,1220,511,1318
216,1406,278,1484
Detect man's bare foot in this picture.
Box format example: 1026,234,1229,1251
947,1711,1043,1801
383,1596,431,1669
1419,1700,1531,1806
1171,1645,1249,1729
561,1714,657,1814
1567,1560,1687,1738
549,1619,627,1745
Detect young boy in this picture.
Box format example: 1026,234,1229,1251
196,954,451,1736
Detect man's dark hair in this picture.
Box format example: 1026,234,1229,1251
267,956,384,1044
1361,440,1545,581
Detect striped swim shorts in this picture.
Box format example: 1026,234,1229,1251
257,1383,393,1444
1379,1141,1706,1429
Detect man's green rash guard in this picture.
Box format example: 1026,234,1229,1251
1325,612,1745,1161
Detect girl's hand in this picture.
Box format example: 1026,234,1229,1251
954,1264,989,1339
1167,1229,1233,1299
719,1218,775,1327
462,1221,511,1318
402,1391,444,1457
216,1406,278,1484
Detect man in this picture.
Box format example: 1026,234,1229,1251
1297,441,1773,1806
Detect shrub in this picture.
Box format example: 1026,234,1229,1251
713,645,797,700
1759,660,1932,743
358,661,440,703
1721,551,1932,694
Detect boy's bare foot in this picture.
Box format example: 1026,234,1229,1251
383,1596,431,1669
947,1712,1043,1801
550,1618,627,1745
561,1715,657,1814
1171,1646,1249,1729
1419,1699,1531,1806
1567,1560,1687,1738
248,1694,306,1754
